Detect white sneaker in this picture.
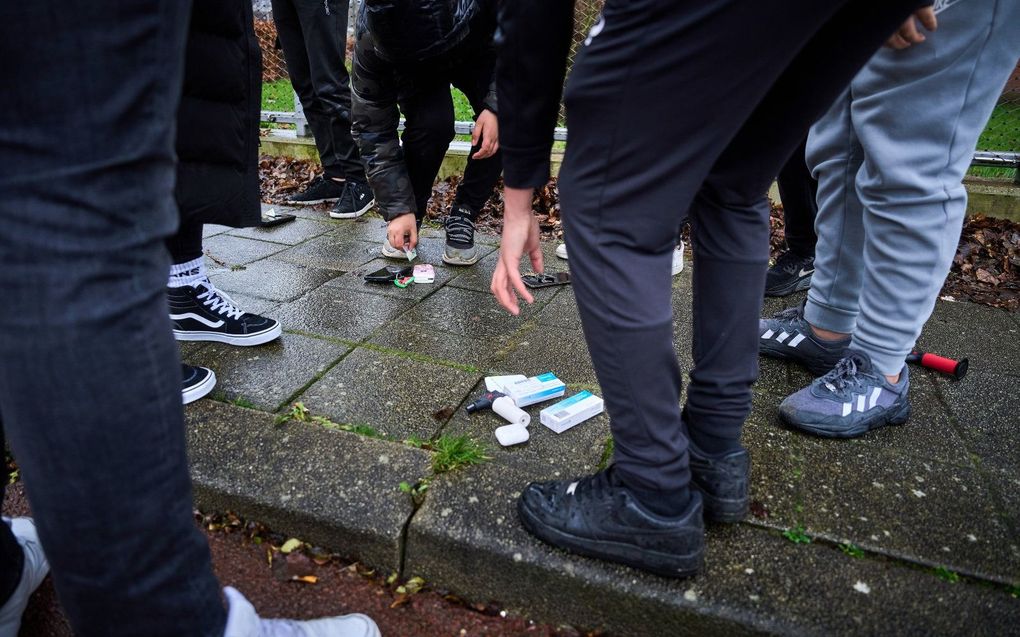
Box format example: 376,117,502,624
381,239,416,261
672,240,685,276
223,587,380,637
555,243,568,260
0,518,50,637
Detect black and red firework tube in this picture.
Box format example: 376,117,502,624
906,351,969,380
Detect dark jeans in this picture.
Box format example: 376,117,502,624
0,2,226,635
776,137,819,258
167,218,206,265
401,52,503,223
560,0,920,493
272,0,366,182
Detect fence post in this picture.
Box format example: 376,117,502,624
293,89,307,137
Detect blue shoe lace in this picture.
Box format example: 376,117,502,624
818,354,870,400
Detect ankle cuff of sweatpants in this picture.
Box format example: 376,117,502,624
804,293,858,335
850,336,909,377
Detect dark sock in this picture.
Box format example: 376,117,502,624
683,408,742,458
614,470,692,517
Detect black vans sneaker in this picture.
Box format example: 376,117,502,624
517,467,704,578
330,180,375,219
286,175,344,205
168,281,282,346
765,251,814,297
182,364,216,404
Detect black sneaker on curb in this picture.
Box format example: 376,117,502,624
517,467,705,578
168,281,282,346
182,364,216,405
286,175,343,205
780,350,911,439
689,443,750,523
443,204,480,266
759,302,850,376
765,251,814,297
330,180,375,219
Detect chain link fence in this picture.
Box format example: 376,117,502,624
253,1,1018,179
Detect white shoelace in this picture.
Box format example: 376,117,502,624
196,282,244,320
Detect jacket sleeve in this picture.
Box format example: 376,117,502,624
351,30,418,221
495,0,574,189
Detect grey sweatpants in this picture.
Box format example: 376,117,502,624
804,0,1020,376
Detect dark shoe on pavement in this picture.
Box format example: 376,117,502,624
780,350,911,439
759,302,850,376
0,518,50,637
688,443,750,523
169,281,282,346
765,250,814,297
443,204,480,266
182,364,217,405
286,175,343,205
330,180,375,219
517,467,704,578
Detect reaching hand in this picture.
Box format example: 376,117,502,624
886,7,937,50
472,109,500,160
491,186,543,315
387,213,418,252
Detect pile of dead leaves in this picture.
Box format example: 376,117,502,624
260,156,1020,311
944,214,1020,312
259,155,323,205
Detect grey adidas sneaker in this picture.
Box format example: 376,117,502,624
780,350,910,439
759,303,850,376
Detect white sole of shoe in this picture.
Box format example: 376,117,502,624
442,252,480,266
330,198,376,219
182,369,217,405
287,197,338,206
173,322,283,347
555,244,568,260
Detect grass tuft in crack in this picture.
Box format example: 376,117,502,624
276,402,383,439
839,542,865,559
934,566,960,583
430,435,490,474
597,437,614,471
782,526,812,544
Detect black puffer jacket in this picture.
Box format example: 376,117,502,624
175,0,263,228
352,0,498,220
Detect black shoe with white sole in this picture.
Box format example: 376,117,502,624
759,302,849,376
182,364,216,404
168,281,282,346
286,175,343,205
330,180,375,219
517,467,704,578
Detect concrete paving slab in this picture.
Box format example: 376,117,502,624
203,234,288,266
326,257,455,301
441,380,609,476
227,217,333,246
203,223,232,238
535,287,580,329
210,259,338,303
298,347,481,441
216,291,281,318
401,286,548,341
185,400,429,571
183,333,351,412
936,370,1019,478
495,324,598,386
404,461,1020,636
272,234,381,272
446,246,567,294
794,440,1019,584
367,317,505,371
328,216,390,243
273,286,414,342
918,300,1020,377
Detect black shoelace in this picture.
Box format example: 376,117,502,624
446,214,475,245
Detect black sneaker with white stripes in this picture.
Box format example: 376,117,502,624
759,302,850,376
330,180,375,219
182,364,216,404
168,281,282,346
286,175,344,205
